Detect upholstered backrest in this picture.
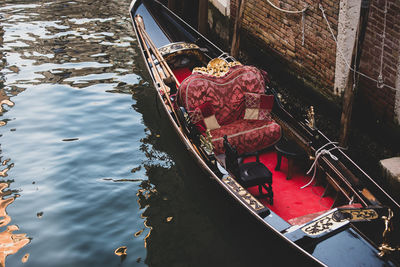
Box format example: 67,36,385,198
178,65,266,126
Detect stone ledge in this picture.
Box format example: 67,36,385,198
379,157,400,194
209,0,230,17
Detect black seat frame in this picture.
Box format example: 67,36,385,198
223,135,273,204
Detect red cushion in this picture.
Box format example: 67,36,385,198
260,94,274,109
189,102,220,131
198,102,214,117
244,92,274,121
210,119,281,155
178,65,266,126
173,68,192,84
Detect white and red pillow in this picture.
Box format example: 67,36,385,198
243,92,274,121
189,102,221,131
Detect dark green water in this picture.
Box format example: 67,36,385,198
0,1,316,266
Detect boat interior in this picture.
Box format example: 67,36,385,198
155,42,368,226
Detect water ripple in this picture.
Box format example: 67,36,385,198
0,0,151,266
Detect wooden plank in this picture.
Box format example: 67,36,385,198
339,2,371,147
230,0,246,58
198,0,208,35
339,75,354,147
168,0,177,11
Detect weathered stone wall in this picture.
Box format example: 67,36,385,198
231,0,340,97
380,157,400,202
358,0,400,126
208,1,231,48
334,0,361,96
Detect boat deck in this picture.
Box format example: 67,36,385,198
172,67,334,223
244,151,334,222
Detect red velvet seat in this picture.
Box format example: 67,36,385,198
211,119,281,155
178,65,281,154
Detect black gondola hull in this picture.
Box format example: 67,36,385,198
129,1,400,265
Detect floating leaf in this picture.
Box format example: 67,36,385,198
114,246,127,256
134,229,144,237
166,216,173,222
131,166,142,173
22,253,29,263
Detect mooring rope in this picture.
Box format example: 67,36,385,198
352,14,359,92
266,0,308,46
377,0,388,89
301,11,305,46
266,0,308,14
319,3,398,92
301,142,346,189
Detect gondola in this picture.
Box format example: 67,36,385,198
129,0,400,265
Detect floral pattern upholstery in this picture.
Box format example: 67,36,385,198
211,120,281,155
178,65,266,125
177,65,281,155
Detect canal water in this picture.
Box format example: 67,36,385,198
0,0,318,266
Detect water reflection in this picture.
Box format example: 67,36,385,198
0,5,30,265
1,0,139,92
0,183,30,266
0,0,148,266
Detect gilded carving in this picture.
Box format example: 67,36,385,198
301,213,344,236
306,106,315,129
302,208,380,236
158,42,200,56
378,208,400,257
199,129,214,154
333,208,378,222
157,42,207,67
193,59,241,77
222,176,264,212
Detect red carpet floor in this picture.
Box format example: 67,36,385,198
245,151,334,221
171,65,335,222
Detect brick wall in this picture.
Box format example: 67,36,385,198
229,0,400,126
358,0,400,125
231,0,340,95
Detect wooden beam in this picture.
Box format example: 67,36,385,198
339,1,371,147
168,0,177,11
230,0,246,58
339,75,355,147
198,0,208,35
